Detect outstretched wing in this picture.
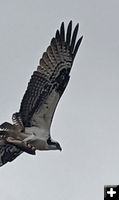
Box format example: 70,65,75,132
20,21,83,127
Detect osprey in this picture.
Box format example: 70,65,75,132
0,21,83,166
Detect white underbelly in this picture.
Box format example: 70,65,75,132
24,126,50,150
25,126,49,140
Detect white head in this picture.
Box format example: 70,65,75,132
47,137,62,151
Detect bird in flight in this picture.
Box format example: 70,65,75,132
0,21,83,166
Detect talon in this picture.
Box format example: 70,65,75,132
23,141,27,146
27,143,32,148
32,146,36,151
4,137,36,155
6,136,15,142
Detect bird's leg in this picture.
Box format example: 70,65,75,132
23,135,39,147
6,137,36,155
0,125,36,155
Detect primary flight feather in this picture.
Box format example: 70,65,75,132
0,21,83,166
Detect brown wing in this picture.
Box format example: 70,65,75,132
0,122,22,166
19,21,83,127
0,138,22,167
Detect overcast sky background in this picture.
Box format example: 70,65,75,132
0,0,118,199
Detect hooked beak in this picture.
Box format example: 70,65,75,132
56,143,62,151
59,146,62,151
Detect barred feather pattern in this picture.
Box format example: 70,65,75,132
20,21,83,127
0,141,22,167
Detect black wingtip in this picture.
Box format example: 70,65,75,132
66,21,72,45
73,35,83,61
55,21,83,62
55,30,60,39
70,23,79,52
60,22,65,41
69,20,72,26
56,29,62,44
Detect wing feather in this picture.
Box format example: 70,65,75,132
19,21,83,127
60,22,65,42
0,139,22,166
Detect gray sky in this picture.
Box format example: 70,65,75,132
0,0,119,199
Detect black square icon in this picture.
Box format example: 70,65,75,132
104,185,119,199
